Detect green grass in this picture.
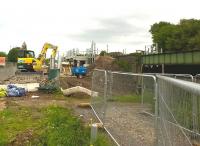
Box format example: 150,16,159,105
0,104,113,146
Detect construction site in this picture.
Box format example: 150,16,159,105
0,0,200,143
1,41,200,146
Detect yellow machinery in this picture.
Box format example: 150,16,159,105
17,43,58,72
32,43,58,72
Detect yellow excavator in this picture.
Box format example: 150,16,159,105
17,43,58,72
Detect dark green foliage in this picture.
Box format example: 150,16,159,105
108,52,123,58
99,50,107,56
7,47,20,62
114,60,131,72
0,52,7,57
150,19,200,52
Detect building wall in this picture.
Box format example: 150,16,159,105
0,62,17,81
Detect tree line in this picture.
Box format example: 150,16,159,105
150,19,200,53
0,42,27,62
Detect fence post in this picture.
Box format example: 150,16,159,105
141,76,144,105
103,70,108,123
154,77,159,146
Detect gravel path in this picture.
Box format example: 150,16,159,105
103,102,155,146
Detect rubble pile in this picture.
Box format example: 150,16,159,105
2,74,47,84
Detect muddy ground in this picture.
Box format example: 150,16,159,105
60,75,92,90
0,64,157,146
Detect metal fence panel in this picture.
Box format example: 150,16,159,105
91,70,107,123
91,70,200,146
91,70,157,146
105,72,156,146
157,75,200,146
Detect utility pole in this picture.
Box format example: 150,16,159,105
106,44,108,53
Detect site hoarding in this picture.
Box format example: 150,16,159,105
0,57,6,66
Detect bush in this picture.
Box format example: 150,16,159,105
0,52,7,57
115,60,132,72
99,50,107,56
7,47,20,62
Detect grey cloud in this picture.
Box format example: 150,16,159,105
69,17,145,43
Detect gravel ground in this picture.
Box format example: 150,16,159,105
2,73,46,84
103,102,155,146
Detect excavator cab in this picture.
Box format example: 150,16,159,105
17,50,35,71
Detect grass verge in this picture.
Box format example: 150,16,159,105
0,103,112,146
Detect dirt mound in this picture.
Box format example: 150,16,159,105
88,56,120,72
60,76,92,90
95,56,115,70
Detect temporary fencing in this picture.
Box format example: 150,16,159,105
157,75,200,146
91,70,200,146
91,70,157,146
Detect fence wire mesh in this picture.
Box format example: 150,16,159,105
91,70,107,123
194,74,200,84
91,70,157,146
91,70,200,146
157,75,200,146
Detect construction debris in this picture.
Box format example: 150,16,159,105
0,88,7,98
77,103,90,108
61,86,98,97
7,85,26,97
3,74,46,84
31,95,39,99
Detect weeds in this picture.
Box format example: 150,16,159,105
0,104,113,146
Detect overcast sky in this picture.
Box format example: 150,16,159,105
0,0,200,56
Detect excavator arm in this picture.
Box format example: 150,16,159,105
33,42,58,71
38,43,58,63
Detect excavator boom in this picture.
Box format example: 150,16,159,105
33,43,58,72
38,43,58,63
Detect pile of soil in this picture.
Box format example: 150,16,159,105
60,76,92,90
87,56,120,76
94,56,115,70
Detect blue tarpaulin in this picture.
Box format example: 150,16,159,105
7,85,26,97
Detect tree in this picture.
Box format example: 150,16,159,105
99,50,107,56
150,19,200,52
7,47,20,62
21,41,27,50
0,52,7,57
